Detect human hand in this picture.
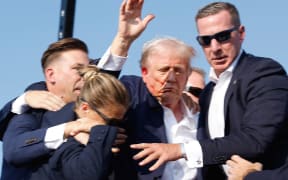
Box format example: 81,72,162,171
25,90,65,111
130,143,182,171
111,0,155,56
111,127,127,153
74,132,89,145
64,118,105,138
226,155,263,180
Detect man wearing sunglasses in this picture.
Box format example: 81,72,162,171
183,67,205,114
130,2,288,180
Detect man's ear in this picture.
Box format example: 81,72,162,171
141,67,148,83
239,25,245,42
45,68,56,84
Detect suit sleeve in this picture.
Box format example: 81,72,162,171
90,58,121,78
245,163,288,180
199,59,288,166
50,125,117,180
0,81,47,140
0,99,16,140
3,112,50,166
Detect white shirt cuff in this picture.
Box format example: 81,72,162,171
44,123,66,149
184,140,203,168
11,93,29,114
97,46,127,71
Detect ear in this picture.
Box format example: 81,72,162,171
239,25,245,42
45,68,56,84
141,67,148,82
76,102,90,118
80,102,90,112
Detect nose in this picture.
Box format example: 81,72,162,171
210,38,221,52
166,69,176,82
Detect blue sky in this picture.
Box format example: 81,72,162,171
0,0,287,174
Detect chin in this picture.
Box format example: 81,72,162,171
74,91,81,96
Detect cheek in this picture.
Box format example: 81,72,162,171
177,76,188,90
203,48,212,61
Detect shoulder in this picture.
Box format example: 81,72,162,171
240,52,286,75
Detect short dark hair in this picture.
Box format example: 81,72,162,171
41,38,88,71
195,2,241,27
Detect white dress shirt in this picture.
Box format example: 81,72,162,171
162,99,199,180
207,50,242,175
11,46,127,149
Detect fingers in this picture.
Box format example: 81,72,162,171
111,147,120,153
254,162,263,171
142,14,155,28
131,143,150,160
226,159,236,168
149,159,164,171
125,0,142,12
43,93,65,111
117,127,126,133
231,155,243,162
131,143,163,169
25,91,65,111
138,150,158,166
114,132,127,145
131,144,160,168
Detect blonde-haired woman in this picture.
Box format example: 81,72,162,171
29,65,129,180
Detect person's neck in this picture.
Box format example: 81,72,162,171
165,100,183,123
47,84,68,103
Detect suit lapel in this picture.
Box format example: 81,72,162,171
198,82,215,139
146,90,168,143
223,52,248,134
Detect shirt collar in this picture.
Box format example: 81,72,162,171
209,49,243,83
162,98,197,130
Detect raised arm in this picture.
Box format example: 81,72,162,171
111,0,155,57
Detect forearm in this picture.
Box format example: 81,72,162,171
3,126,49,165
59,125,117,180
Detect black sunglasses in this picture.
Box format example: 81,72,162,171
186,86,203,98
92,107,123,126
196,27,238,46
80,98,123,126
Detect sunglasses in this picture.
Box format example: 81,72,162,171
92,107,123,126
196,27,238,46
186,86,203,98
80,98,123,126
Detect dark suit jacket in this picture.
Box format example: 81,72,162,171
1,82,47,180
113,75,167,180
3,102,117,180
31,105,117,180
197,51,288,179
245,163,288,180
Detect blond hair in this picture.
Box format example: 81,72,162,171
140,36,196,69
75,65,129,110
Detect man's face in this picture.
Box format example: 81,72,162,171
46,49,90,103
186,71,205,104
196,10,245,76
141,51,190,109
